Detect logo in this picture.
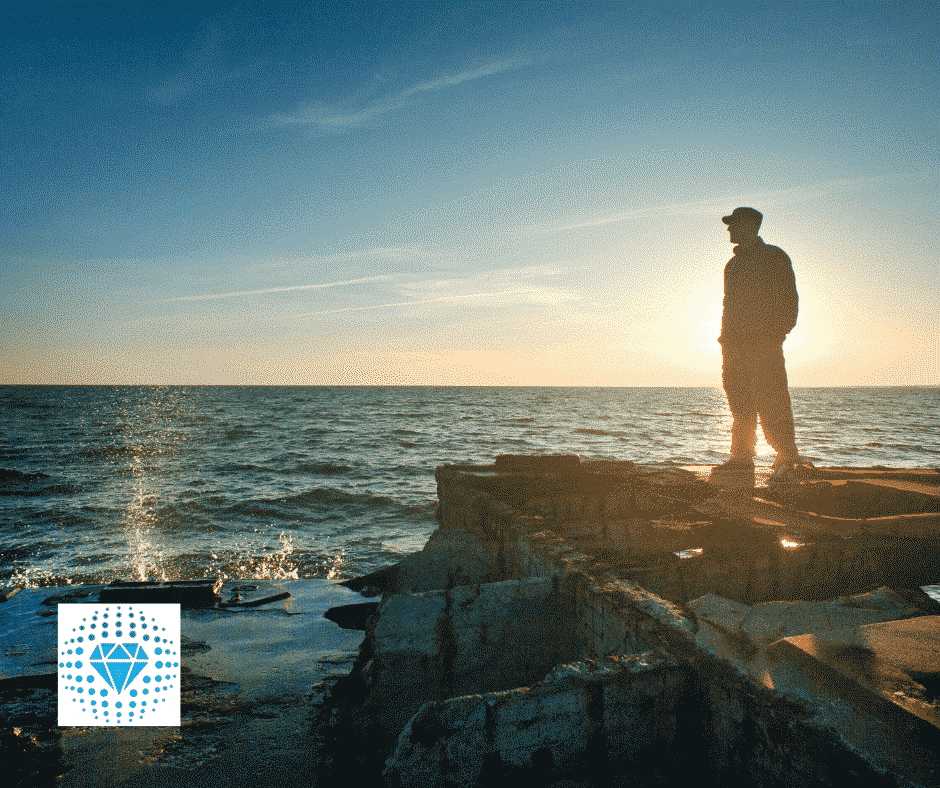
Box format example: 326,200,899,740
57,603,180,726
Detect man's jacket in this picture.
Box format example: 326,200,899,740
719,236,798,347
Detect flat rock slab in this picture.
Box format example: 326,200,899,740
1,580,365,788
768,616,940,732
98,580,223,607
1,587,106,686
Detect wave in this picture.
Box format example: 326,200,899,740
574,428,613,436
1,483,84,497
0,467,83,496
155,486,408,525
295,462,352,475
223,427,256,441
0,468,53,482
220,462,266,473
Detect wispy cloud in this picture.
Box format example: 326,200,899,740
263,57,530,131
265,100,405,130
245,246,442,271
542,176,887,233
401,58,530,96
294,288,539,318
163,275,391,302
148,8,258,105
289,264,579,319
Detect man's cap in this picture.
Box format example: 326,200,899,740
722,207,763,225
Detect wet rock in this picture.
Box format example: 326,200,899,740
98,579,222,607
340,563,400,596
0,682,65,788
0,588,21,603
40,587,95,606
180,635,212,654
219,590,290,608
324,602,380,631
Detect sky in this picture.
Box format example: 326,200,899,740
1,0,937,386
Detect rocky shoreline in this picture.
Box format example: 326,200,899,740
2,455,939,787
318,455,940,787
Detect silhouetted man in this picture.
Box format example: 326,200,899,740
716,207,812,479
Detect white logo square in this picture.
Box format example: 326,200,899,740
57,603,181,726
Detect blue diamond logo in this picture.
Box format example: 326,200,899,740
89,643,149,694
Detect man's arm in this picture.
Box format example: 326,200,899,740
766,248,798,340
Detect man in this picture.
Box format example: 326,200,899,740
715,207,812,480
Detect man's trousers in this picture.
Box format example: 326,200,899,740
721,341,798,460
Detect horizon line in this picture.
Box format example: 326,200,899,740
1,384,935,389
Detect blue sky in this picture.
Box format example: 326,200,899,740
2,1,937,385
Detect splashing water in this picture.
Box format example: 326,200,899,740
6,566,63,589
250,531,300,580
325,550,346,580
124,478,169,581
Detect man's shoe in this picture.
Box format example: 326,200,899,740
770,457,816,484
714,458,755,472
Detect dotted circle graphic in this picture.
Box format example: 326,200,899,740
60,605,179,724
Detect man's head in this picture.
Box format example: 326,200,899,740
722,207,762,246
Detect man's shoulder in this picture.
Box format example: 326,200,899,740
757,240,791,264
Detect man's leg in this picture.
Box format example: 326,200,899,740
753,342,799,461
722,346,757,459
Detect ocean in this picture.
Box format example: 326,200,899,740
2,385,938,590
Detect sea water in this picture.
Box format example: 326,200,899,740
2,385,938,589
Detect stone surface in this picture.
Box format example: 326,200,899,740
494,454,581,473
341,526,504,598
689,586,929,669
360,578,581,738
769,616,940,731
688,591,940,786
392,526,504,595
384,650,684,788
343,460,940,787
